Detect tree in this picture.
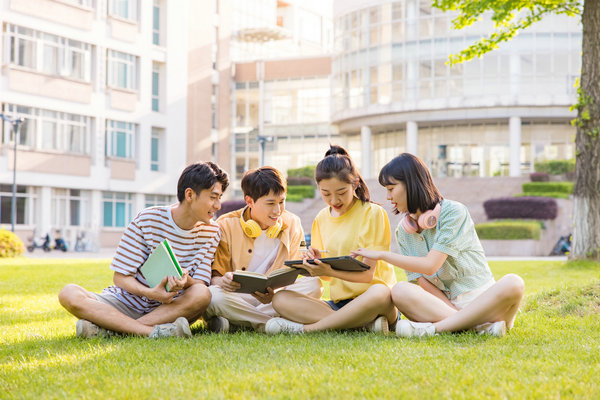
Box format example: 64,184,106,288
433,0,600,260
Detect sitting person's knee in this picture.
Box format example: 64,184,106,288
184,284,211,310
503,274,525,300
391,281,417,305
58,284,83,309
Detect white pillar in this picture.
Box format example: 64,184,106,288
406,121,418,155
39,186,52,236
361,125,372,179
509,116,522,177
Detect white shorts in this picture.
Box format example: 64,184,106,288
450,279,496,310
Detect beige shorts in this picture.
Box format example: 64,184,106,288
92,292,145,319
450,279,496,310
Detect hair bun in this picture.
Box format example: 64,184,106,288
325,145,349,157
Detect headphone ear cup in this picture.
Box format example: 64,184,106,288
418,203,441,230
265,221,282,239
240,212,262,238
401,214,418,234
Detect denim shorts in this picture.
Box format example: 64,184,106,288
325,298,353,311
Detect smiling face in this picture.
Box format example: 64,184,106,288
246,190,286,230
188,182,223,224
384,177,408,215
318,177,357,217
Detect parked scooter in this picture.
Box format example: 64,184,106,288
53,229,68,252
549,233,571,256
27,233,51,252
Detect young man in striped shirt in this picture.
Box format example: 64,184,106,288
58,162,229,338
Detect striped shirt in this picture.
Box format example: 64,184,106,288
103,206,220,314
396,199,494,300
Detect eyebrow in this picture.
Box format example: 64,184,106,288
321,187,349,192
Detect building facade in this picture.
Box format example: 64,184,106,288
332,0,581,179
0,0,187,247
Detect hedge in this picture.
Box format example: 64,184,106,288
285,194,303,202
534,159,575,175
475,221,541,240
522,182,574,194
483,196,558,220
287,185,315,198
287,165,316,179
530,172,550,182
287,176,314,186
515,192,571,199
215,199,246,218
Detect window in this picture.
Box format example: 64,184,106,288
6,25,91,81
107,50,137,90
153,0,161,45
52,189,90,227
150,127,163,171
145,194,173,208
1,104,90,154
0,185,35,225
106,120,135,159
152,62,161,111
109,0,137,21
102,192,133,228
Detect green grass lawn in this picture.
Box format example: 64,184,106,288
1,257,599,399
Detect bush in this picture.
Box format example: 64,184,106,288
0,230,25,257
287,176,314,186
534,159,575,175
515,192,571,199
530,172,550,182
475,221,541,240
483,197,558,220
287,165,316,179
215,199,246,218
286,194,304,202
287,185,315,199
522,182,574,194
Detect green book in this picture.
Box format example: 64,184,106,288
140,239,183,291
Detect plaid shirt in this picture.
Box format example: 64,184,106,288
396,199,494,300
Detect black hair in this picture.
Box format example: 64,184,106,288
315,145,370,203
378,153,442,214
241,166,286,201
177,162,229,202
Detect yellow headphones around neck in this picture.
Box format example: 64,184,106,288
239,207,282,239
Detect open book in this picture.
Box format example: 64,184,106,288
232,266,310,294
140,239,183,291
284,256,370,271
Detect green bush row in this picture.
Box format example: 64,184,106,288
475,221,541,240
522,181,574,194
534,159,575,175
287,165,316,179
286,194,304,203
287,185,315,198
515,192,571,199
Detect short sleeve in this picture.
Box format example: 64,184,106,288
109,214,151,276
431,202,468,258
212,219,232,277
288,215,305,260
357,204,391,252
310,216,325,253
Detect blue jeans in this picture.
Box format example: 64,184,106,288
324,298,353,311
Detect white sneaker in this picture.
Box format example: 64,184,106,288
265,317,304,335
149,317,192,338
395,320,436,338
366,315,389,335
206,316,230,333
474,321,506,337
76,319,117,338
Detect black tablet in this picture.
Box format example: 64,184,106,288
284,256,370,271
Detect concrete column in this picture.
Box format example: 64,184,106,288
406,121,418,155
39,186,52,236
360,125,372,179
509,116,522,177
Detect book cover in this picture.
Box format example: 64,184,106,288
140,239,183,291
232,267,303,294
284,256,370,271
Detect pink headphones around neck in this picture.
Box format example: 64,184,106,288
401,203,441,234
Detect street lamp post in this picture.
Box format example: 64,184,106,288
0,114,24,233
256,135,273,167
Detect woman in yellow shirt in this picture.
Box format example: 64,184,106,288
266,145,397,334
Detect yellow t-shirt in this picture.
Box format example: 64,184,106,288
311,200,396,302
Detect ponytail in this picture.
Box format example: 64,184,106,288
315,145,371,203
